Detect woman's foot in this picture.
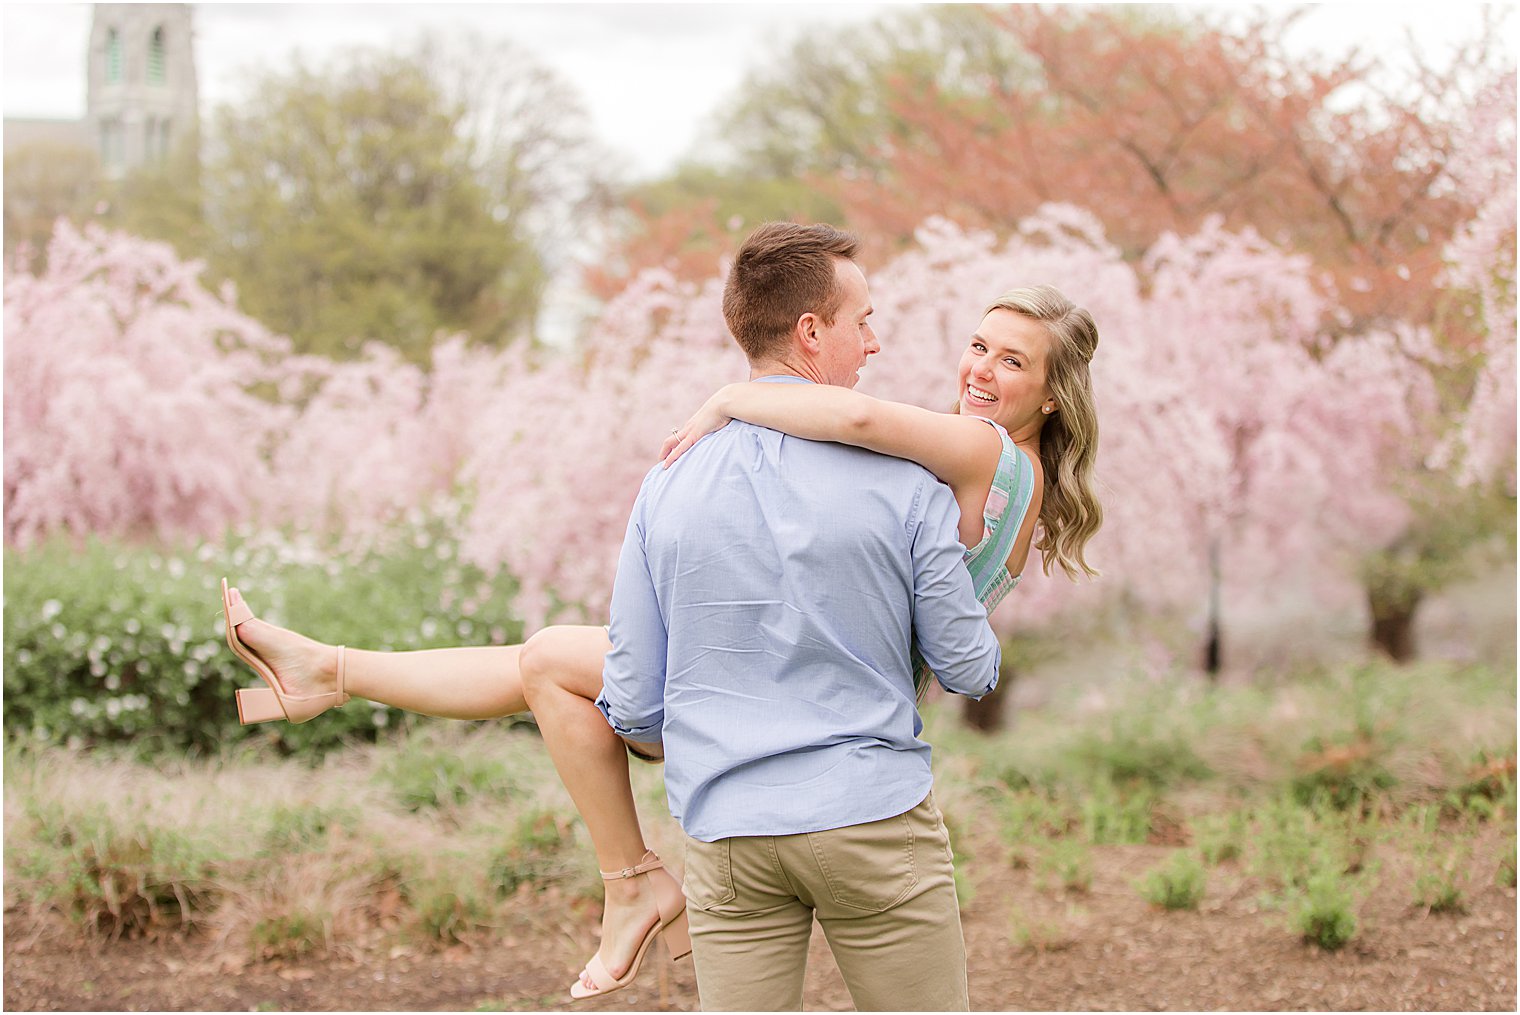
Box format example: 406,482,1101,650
225,586,339,700
580,867,677,990
570,853,690,999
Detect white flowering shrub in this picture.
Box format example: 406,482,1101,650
2,499,529,754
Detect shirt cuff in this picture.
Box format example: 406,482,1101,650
594,691,664,744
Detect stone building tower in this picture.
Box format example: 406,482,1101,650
84,4,198,177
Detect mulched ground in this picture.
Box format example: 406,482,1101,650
5,822,1514,1012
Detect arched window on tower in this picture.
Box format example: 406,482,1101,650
148,27,166,86
105,28,122,84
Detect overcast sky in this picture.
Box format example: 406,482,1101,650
3,2,1512,181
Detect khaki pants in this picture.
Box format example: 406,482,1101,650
682,792,968,1012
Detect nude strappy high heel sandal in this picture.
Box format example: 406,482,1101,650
222,578,350,724
569,850,692,1001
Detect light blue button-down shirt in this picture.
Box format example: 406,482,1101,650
596,376,1001,842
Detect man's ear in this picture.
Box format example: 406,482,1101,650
796,313,822,353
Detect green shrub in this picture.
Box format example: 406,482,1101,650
1412,866,1466,913
3,508,526,756
1000,790,1074,868
1287,869,1359,950
409,870,492,943
1248,798,1355,891
1080,779,1155,845
1037,839,1092,893
1290,732,1397,811
376,738,515,814
263,803,358,852
1008,904,1082,953
486,809,576,896
1445,750,1516,820
1193,810,1248,865
1065,708,1213,791
1139,851,1207,910
1402,807,1471,914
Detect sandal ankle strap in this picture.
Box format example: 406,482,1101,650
336,645,348,701
600,851,663,881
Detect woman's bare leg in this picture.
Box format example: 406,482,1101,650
519,626,673,987
226,586,527,718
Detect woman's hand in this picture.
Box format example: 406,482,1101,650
660,390,736,468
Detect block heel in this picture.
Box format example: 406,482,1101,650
235,686,284,724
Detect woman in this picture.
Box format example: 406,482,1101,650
221,283,1102,1000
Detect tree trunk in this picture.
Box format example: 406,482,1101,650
963,652,1016,732
1203,537,1222,680
1368,586,1422,662
962,682,1006,732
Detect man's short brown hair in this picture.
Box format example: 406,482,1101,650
722,222,860,361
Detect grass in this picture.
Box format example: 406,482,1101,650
1008,903,1086,953
1036,839,1093,893
3,724,602,954
1287,869,1361,950
4,656,1513,961
1138,851,1208,910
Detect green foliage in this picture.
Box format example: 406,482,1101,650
205,53,536,359
985,680,1214,796
1246,797,1372,893
10,800,221,937
1359,480,1516,660
376,738,515,815
1000,790,1074,868
623,163,844,249
1290,732,1398,811
170,36,600,361
1403,806,1471,914
1287,666,1400,810
1445,749,1516,820
1193,811,1248,865
1007,904,1082,953
1037,839,1093,893
1286,869,1360,950
486,809,579,897
1138,851,1207,910
715,6,1028,179
250,910,330,959
2,141,104,264
262,803,358,853
408,868,493,943
2,511,525,756
1080,779,1156,845
1,729,596,957
101,139,209,263
1066,710,1214,791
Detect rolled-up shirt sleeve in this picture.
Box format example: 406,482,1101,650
909,477,1001,699
595,492,668,744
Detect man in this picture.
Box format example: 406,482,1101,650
596,222,1000,1011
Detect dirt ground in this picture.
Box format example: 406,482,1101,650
5,825,1515,1012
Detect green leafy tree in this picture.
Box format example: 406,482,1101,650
717,5,1032,180
587,5,1026,296
197,37,600,360
2,142,103,266
104,137,209,260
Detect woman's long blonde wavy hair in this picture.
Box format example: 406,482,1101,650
985,285,1103,580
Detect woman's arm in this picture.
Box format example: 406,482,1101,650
663,381,1002,547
